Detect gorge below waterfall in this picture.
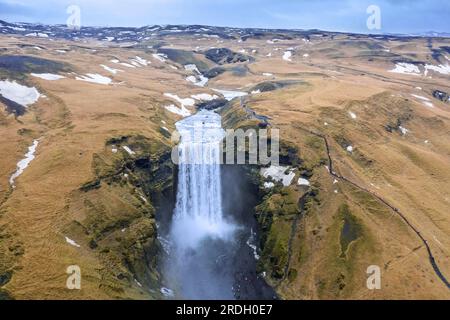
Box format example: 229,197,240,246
161,110,275,300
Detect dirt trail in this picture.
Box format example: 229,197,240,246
236,96,449,290
292,124,450,289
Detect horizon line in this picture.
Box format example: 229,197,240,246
2,18,449,39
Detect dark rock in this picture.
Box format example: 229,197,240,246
433,90,449,103
230,66,248,77
279,142,301,166
134,157,151,170
203,67,226,78
89,239,98,249
384,124,394,133
241,32,293,42
197,99,228,110
204,48,252,65
157,48,209,72
250,80,303,93
0,270,12,286
106,136,129,145
0,289,13,300
0,95,26,116
79,179,101,192
0,55,69,77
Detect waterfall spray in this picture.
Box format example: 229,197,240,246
168,110,236,299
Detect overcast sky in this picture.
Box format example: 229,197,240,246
0,0,449,34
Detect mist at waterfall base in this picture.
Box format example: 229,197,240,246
167,110,238,299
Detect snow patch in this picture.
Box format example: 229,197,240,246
191,93,219,101
282,51,292,61
184,64,208,87
100,64,123,74
76,74,112,85
152,53,167,63
160,287,174,297
261,165,295,187
184,64,200,73
133,56,150,66
212,89,247,101
25,32,49,38
111,59,136,68
399,126,409,135
31,73,65,81
9,139,39,187
389,63,421,76
297,178,310,186
263,182,275,189
164,104,191,117
164,93,195,107
186,75,208,87
8,26,25,31
65,237,80,248
411,94,430,101
120,62,136,68
122,146,136,155
0,80,40,107
424,64,450,75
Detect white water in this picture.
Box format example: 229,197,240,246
167,110,236,299
171,110,234,249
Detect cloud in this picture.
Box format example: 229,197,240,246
0,0,449,32
0,0,32,14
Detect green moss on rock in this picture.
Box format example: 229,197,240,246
256,188,300,282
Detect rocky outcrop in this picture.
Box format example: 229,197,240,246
433,90,449,103
67,135,175,298
157,48,210,72
203,67,226,78
0,55,70,80
250,80,304,93
204,48,253,65
0,96,26,116
196,98,228,110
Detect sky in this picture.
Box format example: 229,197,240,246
0,0,449,34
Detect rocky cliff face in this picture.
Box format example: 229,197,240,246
65,135,175,299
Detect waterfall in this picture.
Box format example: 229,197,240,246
168,110,236,299
174,110,224,237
